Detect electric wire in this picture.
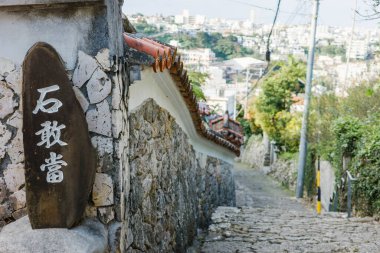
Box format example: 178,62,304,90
227,0,309,16
238,0,283,117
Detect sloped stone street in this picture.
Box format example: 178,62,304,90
201,164,380,253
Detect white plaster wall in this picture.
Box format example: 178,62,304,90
0,7,106,70
320,160,336,211
129,68,236,164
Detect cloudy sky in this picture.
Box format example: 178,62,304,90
122,0,380,28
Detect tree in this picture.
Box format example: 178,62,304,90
253,57,306,151
188,71,208,101
134,20,159,35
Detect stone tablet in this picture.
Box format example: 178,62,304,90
22,42,97,229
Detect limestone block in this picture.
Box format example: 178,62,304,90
6,110,22,129
112,109,123,138
5,67,22,95
92,173,114,207
72,86,89,112
0,82,16,119
95,48,111,71
126,227,134,250
108,222,122,253
9,189,26,210
0,57,15,77
87,68,112,104
0,204,11,220
91,136,113,172
6,130,24,164
98,206,114,224
84,206,98,218
72,51,99,88
86,100,112,137
111,81,122,110
0,177,7,203
142,175,153,198
91,136,113,157
11,207,27,220
0,216,108,253
3,163,25,193
0,122,12,160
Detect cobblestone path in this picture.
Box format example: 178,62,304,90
200,164,380,253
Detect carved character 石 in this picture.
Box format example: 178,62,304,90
33,85,63,114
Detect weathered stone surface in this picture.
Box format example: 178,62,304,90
0,216,108,253
92,173,114,207
72,51,98,88
0,122,11,160
3,163,25,193
0,204,11,220
95,48,111,71
0,82,16,119
91,136,113,172
127,99,235,252
87,68,112,104
6,110,22,129
84,206,98,218
22,42,97,229
72,86,89,112
0,57,15,77
6,129,23,164
11,207,27,220
98,206,114,224
202,164,380,253
86,100,112,137
9,189,26,210
108,222,122,253
0,178,6,203
112,109,123,138
5,67,22,95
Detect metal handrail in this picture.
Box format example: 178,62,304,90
345,171,357,218
330,170,358,218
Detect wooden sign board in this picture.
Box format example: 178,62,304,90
22,42,97,229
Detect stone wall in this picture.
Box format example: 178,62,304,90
240,135,266,169
0,59,25,226
0,47,129,232
0,0,127,235
241,135,297,190
126,99,235,252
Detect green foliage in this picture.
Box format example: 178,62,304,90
157,32,258,60
133,20,159,35
238,118,253,141
188,71,207,101
253,57,306,151
316,45,346,57
332,116,363,158
308,82,380,216
304,147,317,197
351,124,380,215
192,85,206,101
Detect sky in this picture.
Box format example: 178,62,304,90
122,0,380,28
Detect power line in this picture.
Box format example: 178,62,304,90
240,0,282,117
227,0,309,16
266,0,282,52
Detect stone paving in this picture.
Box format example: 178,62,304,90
201,164,380,253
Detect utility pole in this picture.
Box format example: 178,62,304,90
296,0,320,198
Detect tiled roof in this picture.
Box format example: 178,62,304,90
123,33,242,156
